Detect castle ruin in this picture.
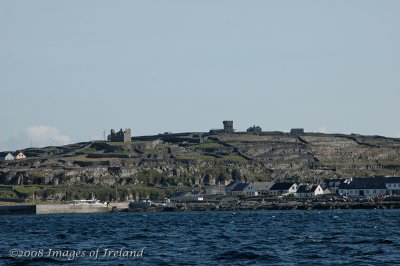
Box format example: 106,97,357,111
290,128,304,135
210,121,235,134
247,125,262,134
108,128,131,142
223,121,234,133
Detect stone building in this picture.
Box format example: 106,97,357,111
247,125,262,134
108,128,131,142
290,128,304,135
209,121,235,134
223,121,234,133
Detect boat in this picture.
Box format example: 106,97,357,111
70,199,108,207
69,194,108,207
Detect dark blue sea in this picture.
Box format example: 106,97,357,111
1,210,400,265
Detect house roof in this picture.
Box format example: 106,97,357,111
322,178,346,186
231,183,249,192
296,184,319,193
384,176,400,183
296,185,307,193
250,182,275,191
296,185,308,193
339,177,387,189
269,182,295,191
226,181,239,188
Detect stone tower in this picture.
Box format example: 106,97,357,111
223,121,234,133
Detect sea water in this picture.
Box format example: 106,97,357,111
1,210,400,265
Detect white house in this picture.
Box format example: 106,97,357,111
15,152,26,160
384,177,400,194
312,185,325,196
0,152,15,161
268,182,298,195
338,178,387,197
245,182,274,197
294,184,325,198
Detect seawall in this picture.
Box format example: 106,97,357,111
0,205,36,215
0,204,109,215
36,204,109,214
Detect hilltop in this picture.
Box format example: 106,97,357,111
1,130,400,191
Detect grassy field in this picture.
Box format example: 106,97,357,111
176,155,217,160
188,141,225,150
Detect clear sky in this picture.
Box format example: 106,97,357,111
1,1,399,151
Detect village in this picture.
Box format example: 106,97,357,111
170,176,400,202
132,175,399,212
124,176,400,212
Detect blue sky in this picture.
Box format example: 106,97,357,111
1,1,399,151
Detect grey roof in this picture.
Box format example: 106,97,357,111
251,182,275,191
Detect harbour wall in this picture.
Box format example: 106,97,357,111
0,205,36,215
36,204,109,214
0,204,111,215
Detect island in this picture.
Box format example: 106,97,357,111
1,121,400,214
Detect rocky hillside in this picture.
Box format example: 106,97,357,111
1,132,400,187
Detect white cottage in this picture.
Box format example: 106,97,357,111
15,152,26,160
0,152,15,161
338,177,387,197
294,184,325,198
268,182,298,195
245,182,275,197
384,177,400,194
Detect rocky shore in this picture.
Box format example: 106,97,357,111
126,199,400,212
